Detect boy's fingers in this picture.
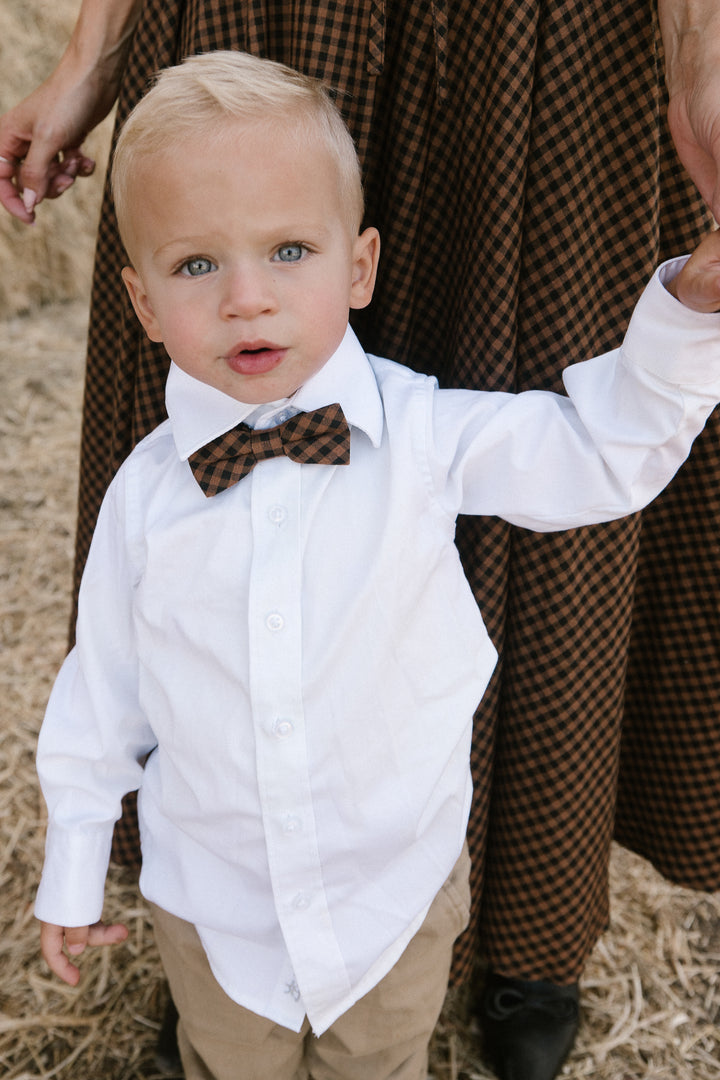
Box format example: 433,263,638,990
40,923,83,986
39,920,129,986
86,920,129,947
49,953,83,986
64,924,90,956
65,920,128,953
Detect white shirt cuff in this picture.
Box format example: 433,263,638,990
622,256,720,388
34,824,113,927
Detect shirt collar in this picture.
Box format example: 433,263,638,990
166,325,384,461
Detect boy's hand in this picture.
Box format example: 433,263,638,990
667,228,720,312
40,919,129,986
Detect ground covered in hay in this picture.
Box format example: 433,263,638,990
1,300,719,1078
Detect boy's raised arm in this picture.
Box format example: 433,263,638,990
425,226,720,532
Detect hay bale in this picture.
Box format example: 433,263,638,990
0,0,113,317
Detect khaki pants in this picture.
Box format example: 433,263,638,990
150,845,470,1080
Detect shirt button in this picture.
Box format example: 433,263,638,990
268,504,287,525
273,718,294,738
266,612,285,632
292,893,311,910
283,815,302,834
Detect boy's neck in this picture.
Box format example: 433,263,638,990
243,394,299,429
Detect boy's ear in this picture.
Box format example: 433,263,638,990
349,227,380,310
121,266,164,342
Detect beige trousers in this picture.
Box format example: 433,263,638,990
150,845,470,1080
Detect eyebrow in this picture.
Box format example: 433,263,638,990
152,220,339,258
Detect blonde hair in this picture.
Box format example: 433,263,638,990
112,51,364,242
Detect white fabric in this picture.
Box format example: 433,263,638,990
35,258,720,1034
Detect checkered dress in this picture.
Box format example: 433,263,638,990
73,0,719,985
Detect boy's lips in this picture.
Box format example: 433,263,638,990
224,342,287,376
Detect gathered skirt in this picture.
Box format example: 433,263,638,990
74,0,719,983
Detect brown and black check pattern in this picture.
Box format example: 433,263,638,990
71,0,719,987
188,405,350,496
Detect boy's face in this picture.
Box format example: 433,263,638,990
121,120,379,403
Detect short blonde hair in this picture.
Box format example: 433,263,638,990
112,50,365,243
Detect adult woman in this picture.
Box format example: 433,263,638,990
3,4,720,1078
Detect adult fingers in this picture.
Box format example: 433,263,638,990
0,153,34,222
15,119,74,210
667,228,720,312
0,145,97,221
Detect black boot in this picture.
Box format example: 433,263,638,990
480,972,579,1080
154,995,184,1077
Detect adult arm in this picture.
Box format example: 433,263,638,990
0,0,143,222
659,0,720,219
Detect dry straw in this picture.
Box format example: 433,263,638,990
0,303,718,1079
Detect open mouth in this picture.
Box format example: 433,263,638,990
225,344,287,375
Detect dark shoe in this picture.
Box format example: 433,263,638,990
480,972,579,1080
154,995,184,1076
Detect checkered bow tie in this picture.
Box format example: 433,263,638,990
188,402,351,496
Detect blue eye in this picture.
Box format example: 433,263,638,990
180,257,216,276
275,244,304,263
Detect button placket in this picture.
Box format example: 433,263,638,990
283,814,302,834
248,465,346,995
268,504,288,526
265,611,285,632
272,718,294,738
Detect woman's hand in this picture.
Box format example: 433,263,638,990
666,57,720,221
0,0,142,222
660,0,720,220
0,77,103,222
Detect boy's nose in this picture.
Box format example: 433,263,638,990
220,265,278,318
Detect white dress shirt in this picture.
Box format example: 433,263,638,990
35,259,720,1034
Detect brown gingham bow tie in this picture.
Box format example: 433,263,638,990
188,402,351,496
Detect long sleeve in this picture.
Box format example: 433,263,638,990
426,258,720,528
35,470,156,927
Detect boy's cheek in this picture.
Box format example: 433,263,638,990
121,268,165,340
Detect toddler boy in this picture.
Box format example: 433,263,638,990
34,50,720,1080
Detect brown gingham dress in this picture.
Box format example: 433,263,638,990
74,0,720,986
